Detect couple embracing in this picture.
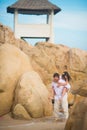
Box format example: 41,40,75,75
51,71,71,121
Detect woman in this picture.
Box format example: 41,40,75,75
58,71,71,119
51,71,71,120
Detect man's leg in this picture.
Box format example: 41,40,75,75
53,99,60,119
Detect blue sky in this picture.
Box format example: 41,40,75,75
0,0,87,51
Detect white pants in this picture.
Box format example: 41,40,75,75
53,95,69,119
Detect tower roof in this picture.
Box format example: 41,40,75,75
7,0,61,15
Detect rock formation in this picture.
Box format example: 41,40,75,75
0,23,87,124
65,80,87,130
0,23,87,88
27,43,87,86
0,43,32,116
0,24,32,52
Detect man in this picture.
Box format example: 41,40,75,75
51,72,63,120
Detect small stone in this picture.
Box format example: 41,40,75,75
12,104,31,120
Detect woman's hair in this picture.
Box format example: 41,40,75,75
62,71,71,81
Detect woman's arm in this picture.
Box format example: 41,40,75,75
57,80,68,87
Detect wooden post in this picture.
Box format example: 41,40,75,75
46,11,54,43
14,9,19,38
49,10,54,43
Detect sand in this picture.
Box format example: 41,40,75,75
0,114,66,130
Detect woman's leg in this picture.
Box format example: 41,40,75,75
62,95,69,119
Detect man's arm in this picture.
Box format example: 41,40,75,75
49,86,55,100
51,87,55,99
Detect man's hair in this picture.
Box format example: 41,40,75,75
53,73,59,78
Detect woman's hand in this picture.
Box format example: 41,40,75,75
57,82,68,87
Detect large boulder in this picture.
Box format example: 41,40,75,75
68,92,76,106
69,48,87,73
13,71,53,118
0,44,32,116
65,96,87,130
71,80,87,97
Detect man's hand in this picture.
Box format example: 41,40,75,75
52,98,55,104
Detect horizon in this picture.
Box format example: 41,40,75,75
0,0,87,51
